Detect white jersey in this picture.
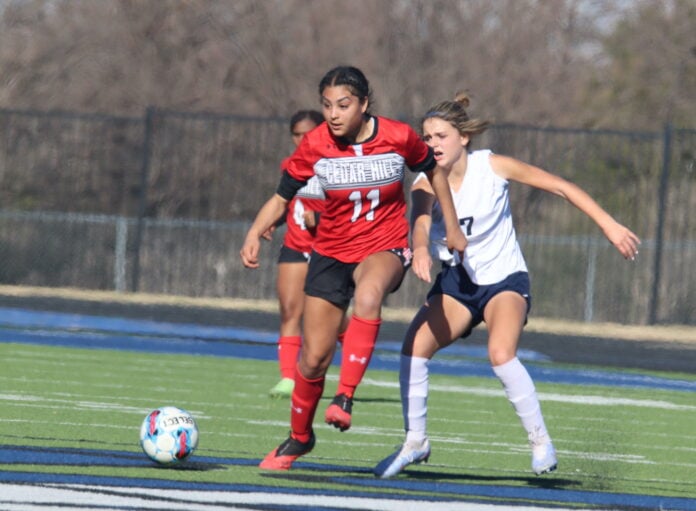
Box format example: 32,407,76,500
418,149,527,285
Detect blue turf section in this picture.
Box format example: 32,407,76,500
0,305,278,342
1,306,694,392
1,451,695,511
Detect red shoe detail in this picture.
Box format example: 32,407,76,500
324,394,353,432
258,432,315,470
259,450,296,470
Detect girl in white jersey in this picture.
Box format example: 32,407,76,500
374,92,641,479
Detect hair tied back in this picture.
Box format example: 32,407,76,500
454,91,470,108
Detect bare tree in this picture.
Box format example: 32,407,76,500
583,0,696,128
0,0,693,128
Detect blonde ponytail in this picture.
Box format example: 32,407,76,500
422,90,490,138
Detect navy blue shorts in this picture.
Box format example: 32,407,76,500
428,266,531,337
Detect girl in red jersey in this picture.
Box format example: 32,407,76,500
269,110,325,399
240,65,465,471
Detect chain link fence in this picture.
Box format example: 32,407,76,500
0,108,694,325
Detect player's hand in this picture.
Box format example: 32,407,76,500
303,210,317,230
604,222,641,261
261,225,276,241
411,247,433,283
446,229,468,260
240,232,261,269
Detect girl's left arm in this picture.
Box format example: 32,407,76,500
491,154,641,260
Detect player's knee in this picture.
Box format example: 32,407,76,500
279,296,304,320
352,289,383,317
488,346,516,367
299,348,333,377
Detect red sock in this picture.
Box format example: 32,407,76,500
336,315,381,398
278,335,302,379
290,366,324,442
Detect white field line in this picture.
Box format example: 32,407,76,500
7,386,685,433
1,385,692,444
0,393,210,418
0,483,606,511
361,377,696,411
0,384,259,409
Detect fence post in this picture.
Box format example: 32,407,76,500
114,216,128,292
584,239,598,322
131,107,155,292
648,123,672,325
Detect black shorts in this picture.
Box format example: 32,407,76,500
305,249,411,308
278,244,310,264
428,266,531,338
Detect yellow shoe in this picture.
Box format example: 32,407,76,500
269,378,294,398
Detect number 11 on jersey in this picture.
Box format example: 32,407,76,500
349,189,380,223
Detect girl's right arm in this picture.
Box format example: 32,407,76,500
427,165,467,259
410,176,436,283
240,194,289,268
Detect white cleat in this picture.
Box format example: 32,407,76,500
531,440,557,475
373,438,431,479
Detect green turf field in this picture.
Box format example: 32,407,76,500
1,341,694,507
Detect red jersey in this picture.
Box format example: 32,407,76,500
280,156,325,254
284,116,435,263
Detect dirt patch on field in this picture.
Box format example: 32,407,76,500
0,284,693,344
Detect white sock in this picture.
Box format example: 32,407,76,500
399,354,429,443
492,357,551,444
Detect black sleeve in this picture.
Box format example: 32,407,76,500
276,171,307,200
410,146,436,174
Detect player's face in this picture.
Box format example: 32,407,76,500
291,119,318,147
321,85,368,141
422,117,469,168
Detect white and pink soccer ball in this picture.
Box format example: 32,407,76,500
139,406,199,464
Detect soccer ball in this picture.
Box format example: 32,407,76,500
139,406,199,464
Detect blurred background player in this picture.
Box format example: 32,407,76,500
374,91,641,478
269,109,325,398
240,65,465,470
